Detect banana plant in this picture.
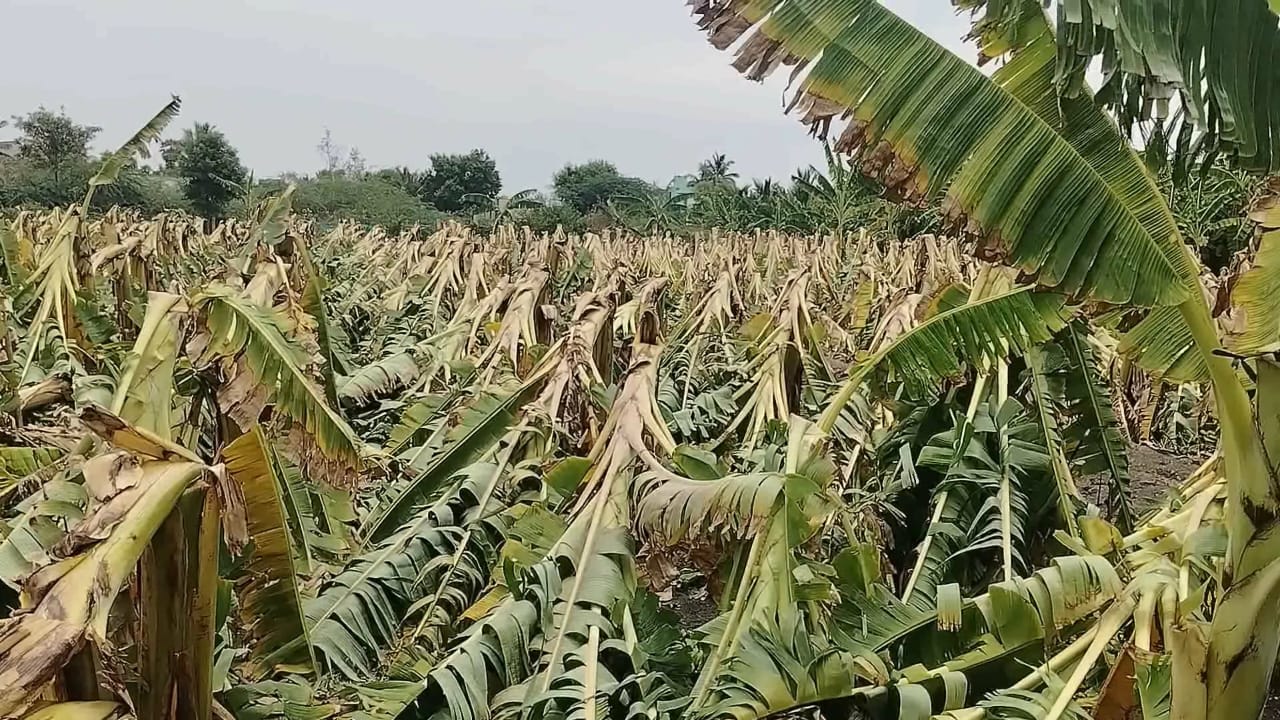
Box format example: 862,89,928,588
683,0,1280,716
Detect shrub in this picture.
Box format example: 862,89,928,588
290,176,444,233
522,203,585,234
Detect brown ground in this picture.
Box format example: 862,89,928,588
1078,443,1206,517
1127,443,1207,513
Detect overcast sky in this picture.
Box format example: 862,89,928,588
6,0,972,191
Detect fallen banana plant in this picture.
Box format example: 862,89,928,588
0,409,208,717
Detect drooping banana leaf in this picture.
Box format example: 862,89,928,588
361,379,543,544
0,478,84,589
307,467,505,680
1227,204,1280,356
1119,305,1208,382
89,96,182,188
110,291,183,440
0,446,65,485
1043,0,1280,174
1059,323,1133,530
0,224,30,288
684,0,1193,307
243,185,296,259
339,352,421,409
1024,344,1084,533
297,239,346,406
193,284,364,476
387,396,447,455
819,286,1069,426
636,471,787,544
0,450,205,716
703,552,1119,720
223,426,315,679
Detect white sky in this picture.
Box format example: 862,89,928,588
5,0,973,191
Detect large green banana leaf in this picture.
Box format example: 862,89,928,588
687,0,1196,307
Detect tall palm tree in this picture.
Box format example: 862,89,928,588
697,152,739,187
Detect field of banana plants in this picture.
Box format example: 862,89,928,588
6,0,1280,704
3,143,1272,720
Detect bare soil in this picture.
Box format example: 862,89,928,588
1127,443,1207,513
1079,443,1206,517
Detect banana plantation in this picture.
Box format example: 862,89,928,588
3,0,1280,719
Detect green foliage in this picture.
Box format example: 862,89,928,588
7,107,100,185
420,149,500,213
91,96,180,189
609,189,692,234
696,153,738,190
290,176,443,232
1164,162,1269,271
467,189,543,232
170,123,247,219
308,469,505,679
521,202,585,233
0,158,186,213
1045,0,1280,173
193,284,365,476
224,427,315,678
552,160,656,213
371,167,429,198
2,103,189,214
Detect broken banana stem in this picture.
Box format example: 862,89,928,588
0,459,206,717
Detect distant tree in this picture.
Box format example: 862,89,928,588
552,160,654,214
171,123,247,219
159,137,184,170
421,150,500,213
10,108,100,185
317,128,344,175
523,202,585,234
696,153,738,189
609,189,691,234
345,147,367,177
791,146,877,237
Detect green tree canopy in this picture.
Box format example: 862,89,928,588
372,167,428,196
169,123,247,219
420,149,500,213
9,107,100,184
552,160,655,213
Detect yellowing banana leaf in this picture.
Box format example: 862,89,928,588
224,427,315,679
110,291,183,439
193,285,364,477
